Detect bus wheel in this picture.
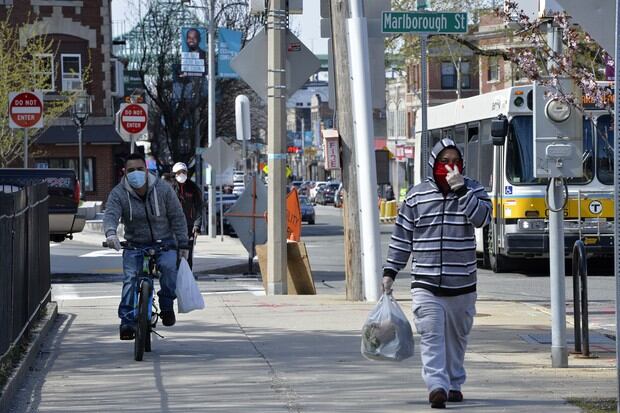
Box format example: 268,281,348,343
487,227,511,273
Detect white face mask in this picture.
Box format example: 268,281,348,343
175,173,187,184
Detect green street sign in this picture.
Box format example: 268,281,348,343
382,11,468,34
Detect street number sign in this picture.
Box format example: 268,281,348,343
381,11,468,34
9,91,44,129
120,103,148,134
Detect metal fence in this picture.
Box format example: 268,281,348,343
0,182,51,360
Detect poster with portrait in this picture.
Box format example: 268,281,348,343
181,27,207,77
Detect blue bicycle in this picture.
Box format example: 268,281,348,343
103,240,169,361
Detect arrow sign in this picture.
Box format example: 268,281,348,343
9,91,44,129
120,103,148,135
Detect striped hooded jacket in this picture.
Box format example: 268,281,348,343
383,138,492,296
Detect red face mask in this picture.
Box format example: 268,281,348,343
433,160,463,193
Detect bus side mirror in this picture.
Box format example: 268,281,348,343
491,115,508,146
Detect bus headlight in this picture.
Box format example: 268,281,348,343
545,98,571,122
518,219,546,231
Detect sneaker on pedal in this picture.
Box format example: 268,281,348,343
119,323,135,340
161,310,176,327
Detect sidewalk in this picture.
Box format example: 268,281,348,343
9,287,616,412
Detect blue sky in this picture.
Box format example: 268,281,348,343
111,0,327,55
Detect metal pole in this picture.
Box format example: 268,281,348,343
546,23,568,368
301,117,305,179
78,124,84,199
207,0,217,238
418,2,429,178
194,104,202,202
23,128,28,168
347,0,381,302
613,0,620,409
130,134,135,154
266,0,287,295
549,178,568,367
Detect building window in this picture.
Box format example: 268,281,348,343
37,157,95,192
442,61,472,90
441,62,456,89
387,102,397,138
34,54,55,91
61,54,82,91
488,57,499,82
110,58,118,95
397,101,407,138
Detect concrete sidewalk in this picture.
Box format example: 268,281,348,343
9,286,616,412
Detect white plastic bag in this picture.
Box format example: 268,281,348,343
361,293,414,361
175,258,205,313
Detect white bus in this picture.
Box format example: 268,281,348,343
414,85,614,272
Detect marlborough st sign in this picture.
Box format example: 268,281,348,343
381,11,468,34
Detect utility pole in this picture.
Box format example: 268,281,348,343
347,0,381,302
418,0,429,178
207,0,217,238
615,2,620,410
266,0,287,295
330,0,363,301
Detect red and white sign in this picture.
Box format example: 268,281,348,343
404,145,414,159
120,103,148,135
395,145,405,161
9,91,44,129
322,129,341,170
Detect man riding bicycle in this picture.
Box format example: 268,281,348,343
103,153,189,340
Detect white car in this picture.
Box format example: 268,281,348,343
309,181,327,202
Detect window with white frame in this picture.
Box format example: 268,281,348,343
487,57,499,82
61,54,82,91
34,53,55,91
387,101,397,138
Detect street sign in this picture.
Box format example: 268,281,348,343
9,91,44,129
120,103,148,135
225,176,268,254
230,28,321,100
381,11,468,34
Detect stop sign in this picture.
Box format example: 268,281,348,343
9,91,44,129
120,103,148,134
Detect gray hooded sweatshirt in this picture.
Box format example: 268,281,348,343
103,172,189,246
383,138,492,296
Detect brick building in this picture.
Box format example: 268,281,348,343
1,0,128,201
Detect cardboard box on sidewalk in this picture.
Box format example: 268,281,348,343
256,241,316,294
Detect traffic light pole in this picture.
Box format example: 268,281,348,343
266,0,288,295
207,0,217,238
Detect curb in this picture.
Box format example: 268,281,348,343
0,302,58,413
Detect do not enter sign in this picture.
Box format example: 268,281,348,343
9,91,44,129
120,103,148,135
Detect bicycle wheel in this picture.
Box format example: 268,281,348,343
134,280,152,361
145,326,152,353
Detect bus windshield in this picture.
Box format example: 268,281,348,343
506,116,594,185
596,114,614,185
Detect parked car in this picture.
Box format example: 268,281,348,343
316,182,340,205
334,184,344,208
299,195,315,225
309,181,327,202
0,168,85,242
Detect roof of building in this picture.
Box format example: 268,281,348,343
36,125,123,145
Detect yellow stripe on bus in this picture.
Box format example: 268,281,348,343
491,197,613,219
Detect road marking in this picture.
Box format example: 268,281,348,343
80,250,123,258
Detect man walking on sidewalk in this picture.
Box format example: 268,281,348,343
165,162,203,269
103,153,189,340
382,138,491,409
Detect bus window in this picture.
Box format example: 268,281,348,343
467,133,480,182
566,118,593,184
506,116,542,185
596,114,614,185
479,125,493,191
454,125,466,157
441,128,454,141
430,129,441,147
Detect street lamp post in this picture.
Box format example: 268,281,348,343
71,93,91,200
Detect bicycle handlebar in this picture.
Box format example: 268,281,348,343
102,240,170,253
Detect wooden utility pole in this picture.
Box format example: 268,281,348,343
330,0,364,301
266,0,288,295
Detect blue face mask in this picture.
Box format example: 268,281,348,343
127,170,146,189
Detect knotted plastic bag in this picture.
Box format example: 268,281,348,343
361,293,414,361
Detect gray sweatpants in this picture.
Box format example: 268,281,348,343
412,288,477,393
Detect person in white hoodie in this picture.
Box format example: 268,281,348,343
103,153,189,340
